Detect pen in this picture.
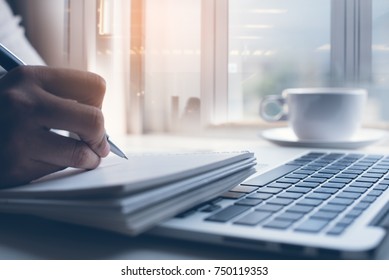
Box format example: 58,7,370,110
0,43,128,159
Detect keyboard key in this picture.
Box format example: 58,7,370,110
362,173,383,179
297,198,323,207
295,182,320,188
294,169,315,175
374,184,388,191
230,185,258,193
381,179,389,185
325,153,345,158
276,178,300,184
287,187,312,194
337,216,355,226
311,210,339,220
328,164,345,169
329,178,352,184
321,182,345,189
277,192,303,199
320,169,339,175
263,219,294,230
287,205,315,214
256,204,284,212
267,182,292,189
306,152,326,157
361,195,376,203
275,212,304,221
247,192,272,200
369,168,387,174
354,202,371,210
315,187,339,194
304,177,327,184
343,186,368,193
327,225,347,235
287,160,310,166
206,205,251,222
356,177,379,183
328,197,355,206
312,173,333,179
267,197,294,206
320,204,348,213
345,168,365,174
199,204,221,213
220,192,245,199
176,209,197,218
295,218,329,233
349,182,374,188
368,190,384,197
365,155,383,160
345,208,363,218
303,166,321,171
315,160,333,166
306,192,332,200
337,173,358,179
257,187,283,194
242,165,299,187
286,174,308,180
233,211,271,226
336,191,361,199
310,162,328,167
235,198,263,206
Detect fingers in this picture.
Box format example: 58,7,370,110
30,130,102,170
0,66,109,187
10,66,106,107
38,92,110,157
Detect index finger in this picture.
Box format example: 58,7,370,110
30,66,106,107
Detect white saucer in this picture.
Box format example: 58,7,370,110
261,127,388,149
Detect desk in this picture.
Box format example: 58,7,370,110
1,130,389,259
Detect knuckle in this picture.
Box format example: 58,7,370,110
70,141,92,168
0,89,35,120
10,66,41,85
89,107,105,134
11,66,33,79
92,73,106,94
87,72,106,101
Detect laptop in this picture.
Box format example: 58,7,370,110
151,147,389,259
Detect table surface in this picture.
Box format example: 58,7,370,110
1,129,389,260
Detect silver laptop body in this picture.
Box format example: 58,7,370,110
151,147,389,259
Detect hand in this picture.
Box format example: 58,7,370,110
0,66,110,188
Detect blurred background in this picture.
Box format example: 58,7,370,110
8,0,389,136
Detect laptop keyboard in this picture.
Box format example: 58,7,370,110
184,152,389,235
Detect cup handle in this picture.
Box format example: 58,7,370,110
259,95,288,122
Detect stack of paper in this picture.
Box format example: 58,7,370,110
0,151,256,235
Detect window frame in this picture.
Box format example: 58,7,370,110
200,0,229,125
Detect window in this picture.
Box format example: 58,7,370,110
142,0,201,132
228,0,331,121
372,0,389,122
82,0,389,130
221,0,389,126
21,0,389,133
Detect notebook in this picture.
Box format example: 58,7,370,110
151,150,389,259
0,151,256,235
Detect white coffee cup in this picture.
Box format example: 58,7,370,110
259,88,367,141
